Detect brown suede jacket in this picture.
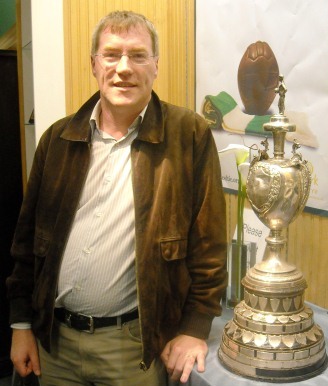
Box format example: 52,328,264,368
7,91,227,369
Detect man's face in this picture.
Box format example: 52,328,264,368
91,25,158,115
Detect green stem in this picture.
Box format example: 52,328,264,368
236,170,245,301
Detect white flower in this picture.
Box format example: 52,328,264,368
218,144,250,166
238,162,250,188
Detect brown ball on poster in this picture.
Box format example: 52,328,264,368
238,41,279,115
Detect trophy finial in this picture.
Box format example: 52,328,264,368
275,74,287,115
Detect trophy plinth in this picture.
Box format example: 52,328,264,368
218,76,327,382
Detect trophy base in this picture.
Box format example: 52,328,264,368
218,261,327,382
219,348,327,383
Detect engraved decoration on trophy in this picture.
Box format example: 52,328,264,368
218,76,327,382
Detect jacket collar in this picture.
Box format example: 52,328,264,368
60,91,164,144
137,91,164,143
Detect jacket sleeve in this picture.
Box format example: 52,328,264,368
6,130,51,324
178,119,227,339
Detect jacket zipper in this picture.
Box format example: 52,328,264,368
131,142,148,372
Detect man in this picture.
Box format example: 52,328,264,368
7,10,227,386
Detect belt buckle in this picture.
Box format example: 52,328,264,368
80,313,95,334
65,312,72,328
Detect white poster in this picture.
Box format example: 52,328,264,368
196,0,328,216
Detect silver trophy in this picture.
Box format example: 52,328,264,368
219,76,327,382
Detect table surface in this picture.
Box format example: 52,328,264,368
185,303,328,386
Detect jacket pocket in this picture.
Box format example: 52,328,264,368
32,234,52,311
158,238,191,328
33,233,51,257
160,238,187,261
33,234,51,285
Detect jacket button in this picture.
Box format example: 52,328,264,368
139,361,148,371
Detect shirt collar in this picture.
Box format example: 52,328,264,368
89,100,147,139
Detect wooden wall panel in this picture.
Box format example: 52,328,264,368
63,0,328,309
288,213,328,307
63,0,194,114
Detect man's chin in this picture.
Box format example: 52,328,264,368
101,92,147,112
105,94,135,107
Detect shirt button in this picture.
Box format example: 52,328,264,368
83,248,91,254
96,212,103,217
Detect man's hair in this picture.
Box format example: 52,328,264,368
91,10,159,57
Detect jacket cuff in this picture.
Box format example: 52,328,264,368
9,297,33,325
178,311,215,340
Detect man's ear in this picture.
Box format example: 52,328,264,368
91,55,96,76
154,58,159,78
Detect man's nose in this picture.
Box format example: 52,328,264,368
116,55,133,72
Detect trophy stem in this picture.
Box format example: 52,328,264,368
256,229,288,273
272,130,287,159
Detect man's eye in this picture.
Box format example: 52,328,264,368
132,53,147,60
104,53,121,60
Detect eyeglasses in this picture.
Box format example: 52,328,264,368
94,52,156,66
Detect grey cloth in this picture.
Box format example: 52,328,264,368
186,303,328,386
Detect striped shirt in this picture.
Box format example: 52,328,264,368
55,101,145,317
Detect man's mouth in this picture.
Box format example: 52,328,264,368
114,82,135,88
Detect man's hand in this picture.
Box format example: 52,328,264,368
161,334,208,383
11,329,41,378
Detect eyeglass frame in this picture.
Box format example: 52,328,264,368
94,51,157,66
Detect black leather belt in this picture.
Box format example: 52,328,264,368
54,307,139,333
